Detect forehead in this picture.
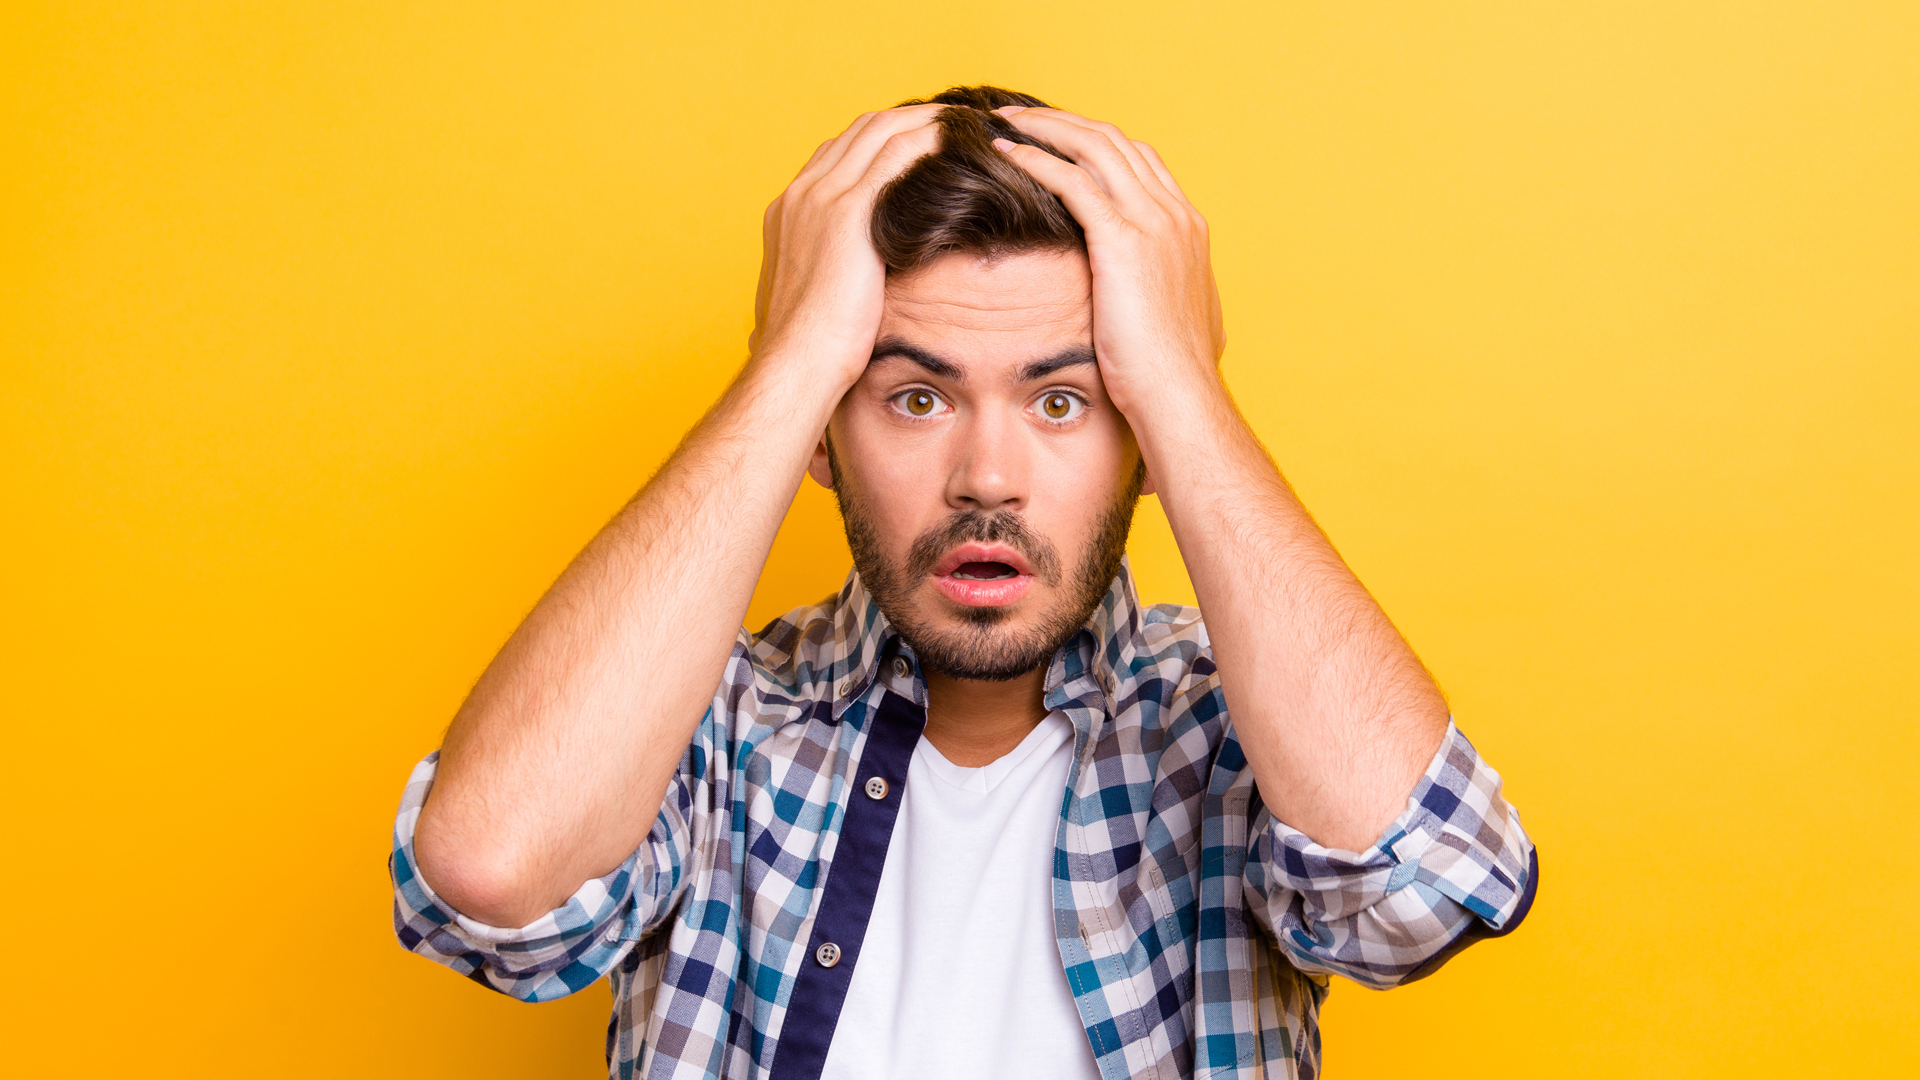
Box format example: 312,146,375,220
878,250,1092,359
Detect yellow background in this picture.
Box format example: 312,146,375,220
5,1,1915,1075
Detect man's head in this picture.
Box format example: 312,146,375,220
806,86,1147,682
868,86,1085,273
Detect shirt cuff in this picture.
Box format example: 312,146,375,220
389,752,645,996
1252,720,1535,930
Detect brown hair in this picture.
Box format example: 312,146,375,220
871,86,1085,274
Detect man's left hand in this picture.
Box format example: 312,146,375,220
999,105,1452,855
991,106,1226,422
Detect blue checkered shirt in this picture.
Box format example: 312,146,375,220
390,562,1537,1080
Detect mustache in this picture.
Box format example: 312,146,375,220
903,510,1063,587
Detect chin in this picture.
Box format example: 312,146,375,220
896,593,1079,683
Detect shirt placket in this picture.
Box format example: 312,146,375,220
765,655,924,1080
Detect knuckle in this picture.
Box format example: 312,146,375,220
879,131,933,159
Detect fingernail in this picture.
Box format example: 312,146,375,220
995,105,1026,116
992,137,1016,152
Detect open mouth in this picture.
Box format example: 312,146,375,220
931,545,1036,608
950,561,1020,581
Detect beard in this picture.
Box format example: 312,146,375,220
829,446,1145,682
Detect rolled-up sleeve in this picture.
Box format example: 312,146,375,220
1244,720,1537,988
388,745,696,1000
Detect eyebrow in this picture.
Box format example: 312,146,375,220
869,339,965,381
868,338,1097,384
1016,346,1097,382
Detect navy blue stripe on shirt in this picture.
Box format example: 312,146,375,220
766,689,925,1080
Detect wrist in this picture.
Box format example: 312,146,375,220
1116,360,1234,444
1129,371,1269,494
739,342,863,418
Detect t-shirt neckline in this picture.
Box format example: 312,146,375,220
914,712,1073,794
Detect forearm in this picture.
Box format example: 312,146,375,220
415,351,844,926
983,105,1451,848
1134,379,1449,851
409,101,949,926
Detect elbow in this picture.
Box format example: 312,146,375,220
412,804,553,930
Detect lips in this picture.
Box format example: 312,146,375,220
930,543,1036,607
932,544,1034,578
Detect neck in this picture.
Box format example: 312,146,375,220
920,666,1050,767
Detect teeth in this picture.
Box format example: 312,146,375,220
952,563,1016,581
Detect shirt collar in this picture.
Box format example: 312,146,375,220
826,570,896,719
1043,557,1145,730
825,558,1146,727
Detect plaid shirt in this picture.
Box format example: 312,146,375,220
390,562,1536,1080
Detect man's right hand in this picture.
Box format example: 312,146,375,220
411,106,944,929
748,105,944,385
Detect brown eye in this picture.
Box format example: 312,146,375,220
1041,392,1079,420
904,391,936,416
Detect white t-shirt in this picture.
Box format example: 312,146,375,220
819,712,1103,1080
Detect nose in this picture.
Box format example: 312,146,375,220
944,403,1030,513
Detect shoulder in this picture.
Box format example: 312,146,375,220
694,595,842,744
1096,600,1235,779
1109,601,1225,729
1132,602,1215,683
1140,601,1209,649
746,594,841,693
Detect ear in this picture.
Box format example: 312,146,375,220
806,432,834,490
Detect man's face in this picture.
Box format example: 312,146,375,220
809,249,1146,681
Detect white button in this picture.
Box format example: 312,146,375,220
837,678,853,697
864,776,888,800
605,925,621,943
893,657,911,680
815,941,841,967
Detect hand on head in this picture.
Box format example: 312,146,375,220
748,105,944,381
988,106,1226,419
750,96,1225,426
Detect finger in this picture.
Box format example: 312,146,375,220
794,137,836,181
1131,140,1193,206
999,107,1153,198
1006,107,1178,210
995,108,1167,221
797,111,886,189
813,103,945,197
854,123,943,195
991,138,1123,231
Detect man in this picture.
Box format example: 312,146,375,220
390,86,1536,1080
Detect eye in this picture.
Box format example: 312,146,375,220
1036,391,1086,422
891,388,948,418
